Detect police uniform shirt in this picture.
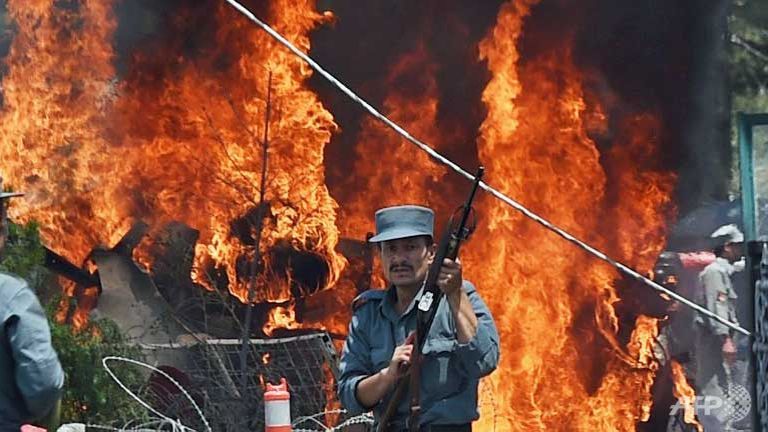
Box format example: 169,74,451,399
337,280,499,429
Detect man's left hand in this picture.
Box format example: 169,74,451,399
723,336,737,365
437,258,463,297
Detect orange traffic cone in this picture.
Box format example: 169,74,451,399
265,378,291,432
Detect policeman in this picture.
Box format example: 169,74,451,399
0,190,64,430
693,224,743,430
337,205,499,432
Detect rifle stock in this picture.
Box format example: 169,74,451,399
375,167,484,432
377,378,408,431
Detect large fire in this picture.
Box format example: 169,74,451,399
0,0,680,430
464,1,674,429
0,0,346,311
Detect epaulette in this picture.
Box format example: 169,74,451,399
352,289,387,311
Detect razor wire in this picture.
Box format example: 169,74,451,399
64,419,190,432
222,0,750,337
101,356,211,432
95,355,371,432
292,409,374,432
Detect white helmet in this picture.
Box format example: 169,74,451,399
710,223,744,244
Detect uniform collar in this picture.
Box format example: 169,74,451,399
713,256,735,274
379,284,424,322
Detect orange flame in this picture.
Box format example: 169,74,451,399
338,42,451,237
262,304,301,337
323,362,342,427
113,1,346,304
0,0,346,323
671,360,704,432
0,0,125,265
462,1,676,430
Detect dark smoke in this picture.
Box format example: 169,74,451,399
570,0,731,214
310,0,503,209
109,0,733,219
309,0,731,219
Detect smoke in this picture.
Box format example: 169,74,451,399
309,0,503,210
312,0,727,212
108,0,731,221
558,0,730,214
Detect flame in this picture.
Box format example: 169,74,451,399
337,42,451,237
261,352,271,365
71,287,99,331
0,0,346,323
258,373,266,389
262,304,301,337
323,362,342,427
671,360,703,432
461,1,676,430
624,315,661,422
131,236,155,273
113,0,346,304
0,0,124,264
53,278,98,332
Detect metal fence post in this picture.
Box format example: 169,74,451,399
739,112,768,431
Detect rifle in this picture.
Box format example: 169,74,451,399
377,167,485,432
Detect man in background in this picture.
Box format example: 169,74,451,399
693,224,744,431
0,186,64,431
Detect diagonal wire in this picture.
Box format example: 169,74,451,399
221,0,750,336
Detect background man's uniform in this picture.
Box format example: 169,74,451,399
0,188,64,431
337,205,500,431
695,256,739,380
0,273,64,431
693,224,742,431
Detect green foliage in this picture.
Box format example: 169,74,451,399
2,220,150,425
0,221,47,290
49,315,150,424
730,0,768,113
729,0,768,196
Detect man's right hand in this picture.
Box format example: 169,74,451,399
382,342,414,385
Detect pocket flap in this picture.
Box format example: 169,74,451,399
423,337,456,355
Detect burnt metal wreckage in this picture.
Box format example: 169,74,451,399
34,212,374,430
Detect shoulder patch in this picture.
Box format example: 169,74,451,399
352,289,386,311
0,272,29,320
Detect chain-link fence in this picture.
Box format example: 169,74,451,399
137,331,369,431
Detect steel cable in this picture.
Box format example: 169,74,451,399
221,0,749,337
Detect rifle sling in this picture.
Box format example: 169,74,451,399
408,324,422,432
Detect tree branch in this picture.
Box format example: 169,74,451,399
731,33,768,61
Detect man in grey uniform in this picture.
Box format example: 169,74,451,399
0,190,64,430
337,205,500,431
693,224,743,430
